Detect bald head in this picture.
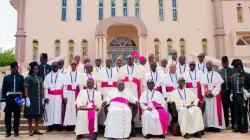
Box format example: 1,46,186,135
148,53,155,63
117,80,125,92
161,58,168,67
83,56,90,64
116,56,123,67
126,55,134,66
169,63,176,74
206,60,213,71
85,63,93,73
178,55,186,65
105,57,112,68
95,57,102,67
189,61,196,71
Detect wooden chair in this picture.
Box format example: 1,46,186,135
168,101,206,136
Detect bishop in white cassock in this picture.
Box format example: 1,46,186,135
118,55,144,127
97,57,119,126
167,50,179,68
115,56,123,73
44,62,64,131
58,59,68,75
168,77,204,139
75,78,102,140
68,55,84,72
157,58,169,76
92,57,103,76
145,53,158,71
143,61,167,97
183,61,204,102
63,60,83,128
201,60,225,132
82,63,97,90
196,52,207,73
103,81,138,139
140,80,168,139
177,55,189,76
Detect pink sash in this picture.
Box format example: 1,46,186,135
101,82,117,88
111,97,129,105
145,101,168,134
186,82,203,101
67,85,80,100
48,89,63,98
155,86,162,93
87,101,96,136
166,86,174,92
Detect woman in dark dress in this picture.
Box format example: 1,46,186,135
24,62,44,136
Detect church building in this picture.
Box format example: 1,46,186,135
10,0,250,65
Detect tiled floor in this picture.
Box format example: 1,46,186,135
0,130,249,140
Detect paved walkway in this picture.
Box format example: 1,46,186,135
0,130,249,140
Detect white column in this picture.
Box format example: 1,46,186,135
103,37,107,61
144,37,148,56
139,37,143,55
95,38,99,57
98,37,103,59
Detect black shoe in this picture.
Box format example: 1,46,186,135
34,130,43,135
194,132,202,138
47,126,54,132
233,128,241,132
145,134,151,139
91,132,98,140
56,125,62,132
184,133,190,139
205,127,214,132
214,128,221,133
76,135,82,140
159,135,165,138
5,133,11,137
241,129,248,133
200,130,205,135
14,133,19,137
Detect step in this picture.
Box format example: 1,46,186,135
0,124,46,131
0,119,44,124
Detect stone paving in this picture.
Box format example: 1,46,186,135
0,129,250,140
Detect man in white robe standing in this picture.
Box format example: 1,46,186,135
68,55,84,72
75,78,102,140
115,56,123,73
140,80,168,139
167,50,179,67
97,57,119,126
143,61,166,97
63,60,83,130
44,62,64,132
132,51,140,66
103,81,138,139
177,55,189,76
93,57,103,76
196,52,207,73
183,61,204,103
82,63,97,89
119,55,144,127
201,60,225,132
168,77,204,139
145,53,156,71
157,58,168,76
139,56,148,73
81,56,91,73
58,59,67,75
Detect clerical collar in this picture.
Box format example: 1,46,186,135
207,70,213,73
170,72,176,75
151,70,157,73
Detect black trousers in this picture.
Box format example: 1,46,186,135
221,89,235,127
234,94,248,130
4,95,21,134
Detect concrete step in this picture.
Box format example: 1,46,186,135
0,124,46,131
0,119,44,124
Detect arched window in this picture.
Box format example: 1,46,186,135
237,3,243,22
236,36,250,45
123,0,128,16
159,0,164,21
179,38,185,55
32,40,39,61
55,40,61,57
68,40,74,62
202,39,208,55
172,0,178,21
111,0,116,17
154,39,160,61
61,0,67,21
135,0,140,19
99,0,104,20
167,38,173,59
76,0,82,21
82,40,88,59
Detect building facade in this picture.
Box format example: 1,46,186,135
11,0,250,65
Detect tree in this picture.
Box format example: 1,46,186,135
0,47,15,67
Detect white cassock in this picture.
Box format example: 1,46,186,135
44,72,64,126
145,61,159,71
168,88,204,135
93,66,103,76
104,88,137,139
119,64,144,127
164,72,180,98
75,89,102,136
176,64,189,76
97,67,119,125
140,90,168,136
63,70,83,126
139,64,149,93
196,62,207,73
59,68,68,75
183,70,204,101
201,71,226,129
82,73,97,89
143,71,167,97
157,66,169,76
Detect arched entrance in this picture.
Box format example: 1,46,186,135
95,16,148,61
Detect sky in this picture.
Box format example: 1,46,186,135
0,0,17,50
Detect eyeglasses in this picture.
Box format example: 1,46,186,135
96,59,101,61
71,64,77,65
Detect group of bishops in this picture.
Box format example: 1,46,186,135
1,50,250,140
